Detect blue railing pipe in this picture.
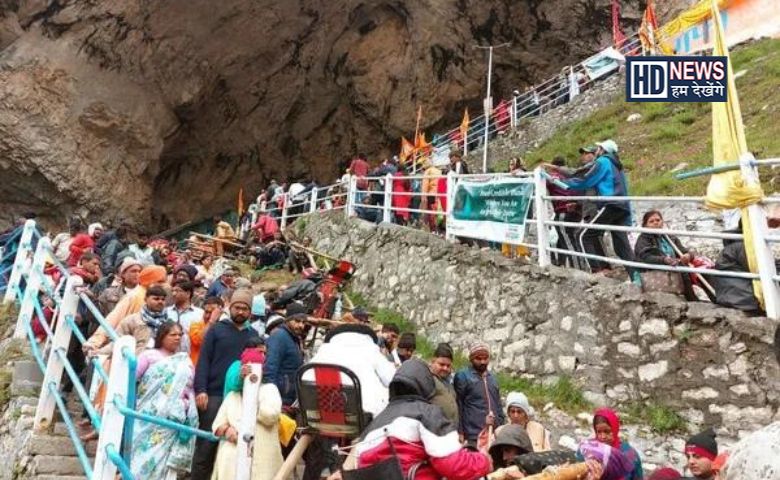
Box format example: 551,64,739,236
48,381,94,479
105,443,134,480
53,348,102,431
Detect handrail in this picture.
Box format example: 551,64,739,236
112,395,221,442
54,348,102,431
105,444,134,480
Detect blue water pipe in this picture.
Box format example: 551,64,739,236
48,381,94,479
105,443,134,480
53,348,102,431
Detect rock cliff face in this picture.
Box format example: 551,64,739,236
0,0,655,229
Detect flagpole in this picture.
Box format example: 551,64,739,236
413,106,422,174
474,43,510,173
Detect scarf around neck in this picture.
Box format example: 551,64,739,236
141,305,167,334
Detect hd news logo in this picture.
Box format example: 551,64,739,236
626,56,728,102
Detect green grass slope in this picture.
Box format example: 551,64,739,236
522,38,780,196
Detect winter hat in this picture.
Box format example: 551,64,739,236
234,277,252,289
285,302,309,318
685,428,718,461
489,424,533,460
469,343,490,359
173,264,198,281
117,257,142,276
88,223,104,236
139,265,167,288
506,391,534,418
229,288,254,309
647,468,682,480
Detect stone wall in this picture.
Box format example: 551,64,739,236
299,212,780,435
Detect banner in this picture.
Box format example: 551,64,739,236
659,0,780,54
448,177,533,244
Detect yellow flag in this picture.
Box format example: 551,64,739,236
460,108,470,145
657,0,730,54
704,0,764,306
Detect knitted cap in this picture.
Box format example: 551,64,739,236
139,265,167,288
685,428,718,461
647,467,682,480
229,288,254,309
469,343,489,358
118,257,142,275
506,391,534,418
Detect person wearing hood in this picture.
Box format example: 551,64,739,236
489,424,533,469
554,141,636,278
684,429,718,480
354,358,492,480
303,323,395,417
711,219,780,313
496,391,551,452
584,407,643,480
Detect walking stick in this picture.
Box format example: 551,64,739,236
662,234,717,299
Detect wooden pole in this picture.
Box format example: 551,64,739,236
272,433,315,480
663,234,717,298
289,241,340,263
188,231,245,248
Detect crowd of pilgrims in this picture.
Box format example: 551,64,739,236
5,211,762,480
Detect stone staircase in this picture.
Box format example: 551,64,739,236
3,360,93,480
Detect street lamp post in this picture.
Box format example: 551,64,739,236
474,42,510,173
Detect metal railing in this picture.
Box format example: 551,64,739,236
427,31,642,165
2,228,271,480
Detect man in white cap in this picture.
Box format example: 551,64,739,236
453,343,505,447
96,256,142,315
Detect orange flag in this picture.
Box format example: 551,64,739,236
460,108,470,145
415,132,431,152
399,136,415,163
639,0,659,52
237,187,244,217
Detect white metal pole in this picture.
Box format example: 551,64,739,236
13,237,51,339
383,174,394,224
280,193,289,228
236,363,263,480
346,175,357,218
445,171,456,242
3,219,36,304
34,274,83,431
308,188,318,214
93,336,136,480
482,46,493,174
534,167,551,267
738,153,780,318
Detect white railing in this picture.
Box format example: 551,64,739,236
426,31,643,166
3,230,265,480
266,164,780,319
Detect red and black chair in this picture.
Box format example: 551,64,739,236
296,362,370,440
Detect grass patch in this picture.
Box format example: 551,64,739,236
521,38,780,197
347,290,591,414
624,402,687,434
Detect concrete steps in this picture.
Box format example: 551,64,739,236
28,434,97,457
29,455,94,477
